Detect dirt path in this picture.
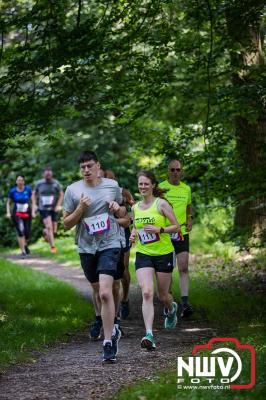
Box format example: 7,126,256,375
0,254,218,400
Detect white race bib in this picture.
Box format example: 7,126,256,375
170,232,183,241
84,213,110,235
41,195,54,206
138,228,159,245
16,203,29,213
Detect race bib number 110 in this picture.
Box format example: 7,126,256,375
84,213,110,235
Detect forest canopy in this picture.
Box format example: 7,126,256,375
0,0,265,246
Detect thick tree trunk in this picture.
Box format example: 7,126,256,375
234,117,266,238
226,1,266,241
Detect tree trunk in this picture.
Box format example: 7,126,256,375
226,1,266,242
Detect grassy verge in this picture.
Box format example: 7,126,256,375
0,258,93,371
30,235,80,266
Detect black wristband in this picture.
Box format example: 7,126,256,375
160,227,165,233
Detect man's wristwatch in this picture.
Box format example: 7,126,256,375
160,227,165,233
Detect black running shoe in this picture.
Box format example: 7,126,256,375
112,326,121,356
178,303,194,318
102,342,116,362
90,319,102,340
120,300,130,319
25,245,30,255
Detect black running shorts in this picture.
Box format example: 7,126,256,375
79,248,122,283
172,234,189,254
135,252,174,273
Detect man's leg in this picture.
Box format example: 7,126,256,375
176,251,189,299
113,279,121,317
99,274,115,341
121,250,131,301
90,282,102,340
43,215,55,249
120,250,131,319
176,251,193,316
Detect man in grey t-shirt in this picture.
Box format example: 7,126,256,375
63,150,125,363
32,166,64,253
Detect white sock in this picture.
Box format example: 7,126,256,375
146,329,153,336
103,339,112,346
112,325,116,336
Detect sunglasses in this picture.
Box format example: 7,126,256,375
170,168,181,172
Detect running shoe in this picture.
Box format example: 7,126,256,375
90,319,102,340
20,251,27,258
102,342,116,363
25,245,31,255
50,246,58,254
164,302,177,329
120,300,130,319
178,303,194,318
163,307,168,316
141,333,156,351
112,325,122,356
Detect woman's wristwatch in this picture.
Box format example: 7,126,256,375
160,227,165,233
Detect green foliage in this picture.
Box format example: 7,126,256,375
0,258,93,370
0,0,265,244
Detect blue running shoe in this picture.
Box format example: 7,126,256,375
102,342,116,362
112,325,122,356
90,319,102,340
120,300,130,319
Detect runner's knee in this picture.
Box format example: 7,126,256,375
99,288,112,303
142,288,153,302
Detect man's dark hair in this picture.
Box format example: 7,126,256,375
77,151,98,164
43,165,52,172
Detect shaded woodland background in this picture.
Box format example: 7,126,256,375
0,0,265,247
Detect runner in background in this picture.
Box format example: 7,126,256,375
6,175,33,257
159,160,193,317
104,169,135,319
130,170,181,350
32,166,64,254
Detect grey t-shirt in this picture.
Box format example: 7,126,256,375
35,179,62,211
63,178,123,253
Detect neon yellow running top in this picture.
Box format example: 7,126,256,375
133,198,174,256
159,180,191,235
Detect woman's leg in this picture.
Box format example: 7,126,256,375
136,267,154,332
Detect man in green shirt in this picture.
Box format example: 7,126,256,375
159,160,193,317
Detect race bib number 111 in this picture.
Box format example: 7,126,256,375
84,213,110,235
138,228,159,245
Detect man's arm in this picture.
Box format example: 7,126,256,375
63,193,91,230
115,206,131,228
186,204,193,232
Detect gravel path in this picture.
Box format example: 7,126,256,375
0,254,218,400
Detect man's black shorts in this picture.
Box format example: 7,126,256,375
79,248,122,284
39,210,58,222
135,252,174,273
172,234,189,254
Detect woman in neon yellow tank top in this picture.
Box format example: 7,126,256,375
130,170,181,351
